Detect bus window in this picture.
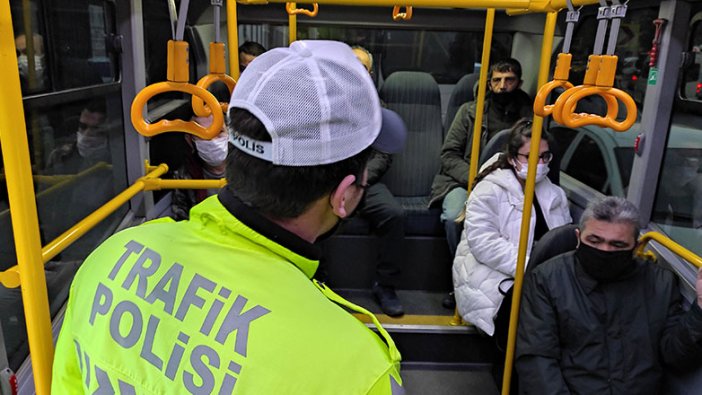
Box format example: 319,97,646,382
564,7,658,109
10,0,119,94
564,134,610,194
682,17,702,100
236,23,512,85
1,0,126,373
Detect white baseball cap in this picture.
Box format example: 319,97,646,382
228,40,406,166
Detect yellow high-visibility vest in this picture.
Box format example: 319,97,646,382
52,195,402,394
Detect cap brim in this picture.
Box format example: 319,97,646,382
372,108,407,154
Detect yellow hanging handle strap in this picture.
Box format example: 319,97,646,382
552,1,637,132
533,53,574,117
286,2,318,17
192,42,237,117
392,5,413,21
131,40,224,139
313,280,402,364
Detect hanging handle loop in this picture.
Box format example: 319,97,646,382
286,2,318,17
192,42,237,116
392,6,413,21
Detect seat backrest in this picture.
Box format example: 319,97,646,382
526,223,578,274
379,71,443,197
445,73,479,131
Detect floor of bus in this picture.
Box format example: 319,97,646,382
337,289,500,394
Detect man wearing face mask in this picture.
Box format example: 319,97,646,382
15,32,47,91
171,115,229,220
516,196,702,394
430,58,532,308
47,101,109,173
53,41,407,394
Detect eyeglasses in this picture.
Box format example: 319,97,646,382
78,122,106,133
516,151,553,164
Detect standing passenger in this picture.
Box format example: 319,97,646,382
52,40,406,394
238,41,266,73
171,115,229,221
516,196,702,394
453,118,570,352
429,59,532,309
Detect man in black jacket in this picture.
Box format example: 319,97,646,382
516,196,702,394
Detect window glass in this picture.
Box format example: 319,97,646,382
2,0,125,371
10,0,118,95
549,127,579,163
614,147,635,191
565,8,658,108
565,134,609,194
682,19,702,100
235,24,512,84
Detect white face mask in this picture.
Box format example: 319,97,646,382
76,130,108,160
18,54,45,84
194,131,229,167
512,159,549,183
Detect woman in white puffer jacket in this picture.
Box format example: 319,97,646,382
453,119,571,338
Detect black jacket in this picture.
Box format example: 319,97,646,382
428,89,532,207
516,252,702,395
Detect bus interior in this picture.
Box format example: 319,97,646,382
1,0,702,394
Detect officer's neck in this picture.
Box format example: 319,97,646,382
267,197,333,244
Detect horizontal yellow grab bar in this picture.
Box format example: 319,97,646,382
636,231,702,269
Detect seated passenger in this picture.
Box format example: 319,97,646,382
352,45,408,317
516,196,702,394
453,119,571,340
238,40,266,73
171,115,229,220
429,59,532,307
46,101,109,171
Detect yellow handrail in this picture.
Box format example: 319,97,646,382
0,1,53,392
227,0,241,80
0,168,226,290
502,11,558,395
238,0,601,12
636,232,702,269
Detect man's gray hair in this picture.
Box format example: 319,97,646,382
579,196,640,239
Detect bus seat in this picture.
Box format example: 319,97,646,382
378,71,444,235
526,223,578,274
445,73,479,132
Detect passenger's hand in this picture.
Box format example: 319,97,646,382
697,268,702,309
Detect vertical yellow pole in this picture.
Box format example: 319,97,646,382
226,0,240,80
288,3,297,45
467,8,495,192
501,11,558,395
451,8,495,327
0,2,53,394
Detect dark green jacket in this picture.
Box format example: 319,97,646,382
428,89,532,207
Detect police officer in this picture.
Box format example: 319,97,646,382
52,40,407,394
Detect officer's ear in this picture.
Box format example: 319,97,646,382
329,174,357,219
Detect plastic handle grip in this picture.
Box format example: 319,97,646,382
560,87,637,131
534,80,574,117
131,82,224,139
286,2,318,17
192,73,236,116
392,5,413,21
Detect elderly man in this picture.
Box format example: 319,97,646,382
516,196,702,394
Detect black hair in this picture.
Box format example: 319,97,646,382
238,41,267,57
473,118,553,185
489,58,523,80
225,109,371,219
